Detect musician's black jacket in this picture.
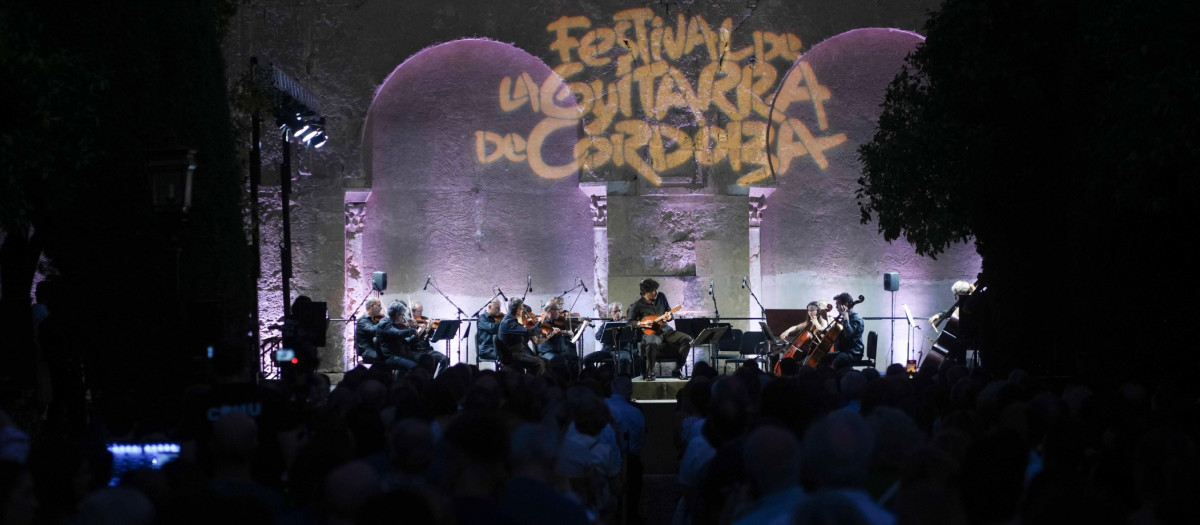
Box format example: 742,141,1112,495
354,316,384,358
375,318,419,361
476,315,501,359
627,292,675,334
834,310,865,357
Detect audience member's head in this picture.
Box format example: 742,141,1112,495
78,488,155,525
792,491,869,525
211,413,257,472
321,460,380,525
801,409,874,490
866,407,925,473
743,424,801,498
510,424,560,481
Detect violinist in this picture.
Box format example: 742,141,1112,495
373,300,420,374
496,298,548,375
832,292,866,368
583,302,632,371
475,298,503,361
627,278,691,380
354,297,386,363
410,301,450,376
535,300,582,371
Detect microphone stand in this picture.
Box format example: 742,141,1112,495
745,282,767,320
427,278,468,366
710,285,720,323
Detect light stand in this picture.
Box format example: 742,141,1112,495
890,288,897,367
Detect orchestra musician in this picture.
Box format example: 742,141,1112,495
475,298,503,362
535,300,582,371
928,281,975,327
354,297,386,363
627,279,691,380
928,280,979,365
583,302,631,371
496,298,549,375
831,292,866,368
373,300,420,374
778,301,831,342
409,301,450,376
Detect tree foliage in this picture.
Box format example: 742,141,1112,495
856,0,1198,383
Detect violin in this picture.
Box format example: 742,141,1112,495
412,316,440,338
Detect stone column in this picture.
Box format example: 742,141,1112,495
748,187,775,318
343,189,371,372
580,183,608,315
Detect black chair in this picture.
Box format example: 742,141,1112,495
848,331,878,369
722,331,766,375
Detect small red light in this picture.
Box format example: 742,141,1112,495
291,358,299,364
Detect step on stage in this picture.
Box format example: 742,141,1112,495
631,378,686,402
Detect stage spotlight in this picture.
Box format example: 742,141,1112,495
301,128,321,143
292,123,310,138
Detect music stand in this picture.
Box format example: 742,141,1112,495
570,320,590,345
673,318,709,338
430,320,460,343
759,321,785,348
598,321,627,345
689,325,729,376
598,322,634,375
430,320,462,365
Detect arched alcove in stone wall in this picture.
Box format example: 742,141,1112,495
760,28,981,362
360,39,595,360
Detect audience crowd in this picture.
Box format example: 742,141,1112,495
2,343,1197,525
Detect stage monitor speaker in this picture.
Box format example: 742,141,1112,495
884,272,900,291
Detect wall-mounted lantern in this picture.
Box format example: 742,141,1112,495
147,147,196,214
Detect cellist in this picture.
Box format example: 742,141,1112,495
773,301,830,373
778,301,831,342
831,293,866,368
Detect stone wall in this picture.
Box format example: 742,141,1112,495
223,0,976,372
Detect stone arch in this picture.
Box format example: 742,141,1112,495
359,39,594,326
760,27,980,331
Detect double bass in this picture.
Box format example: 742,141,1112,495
801,295,864,368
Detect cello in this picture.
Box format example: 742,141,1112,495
802,295,864,368
773,302,832,374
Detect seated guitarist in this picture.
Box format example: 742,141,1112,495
627,278,691,380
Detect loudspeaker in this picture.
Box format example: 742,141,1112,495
884,272,900,291
372,271,387,292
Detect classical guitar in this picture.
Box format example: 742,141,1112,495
637,305,682,335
